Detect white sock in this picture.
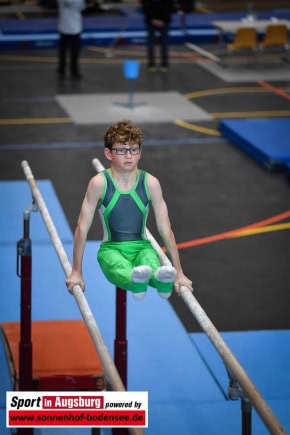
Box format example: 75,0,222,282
131,265,152,283
158,292,171,299
132,292,146,300
155,265,176,283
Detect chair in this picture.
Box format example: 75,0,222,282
227,27,257,52
259,24,289,50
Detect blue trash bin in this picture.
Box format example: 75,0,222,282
123,60,140,80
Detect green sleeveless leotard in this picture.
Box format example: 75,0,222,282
97,169,172,294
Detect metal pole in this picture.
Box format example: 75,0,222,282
242,398,252,435
112,298,129,435
114,287,128,389
128,79,134,109
113,287,129,435
16,208,34,435
227,369,252,435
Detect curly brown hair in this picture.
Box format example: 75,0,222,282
104,120,144,149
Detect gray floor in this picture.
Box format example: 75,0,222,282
197,58,290,82
56,91,212,124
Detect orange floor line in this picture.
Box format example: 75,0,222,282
176,210,290,249
258,80,290,101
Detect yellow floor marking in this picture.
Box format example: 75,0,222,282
230,223,290,238
0,118,72,125
211,110,290,119
175,119,221,136
185,87,269,100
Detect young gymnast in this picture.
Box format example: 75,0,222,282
66,120,192,299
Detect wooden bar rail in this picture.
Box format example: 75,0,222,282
21,159,144,435
92,157,287,435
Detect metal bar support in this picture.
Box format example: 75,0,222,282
114,287,128,389
16,204,37,435
227,369,252,435
242,397,252,435
113,287,129,435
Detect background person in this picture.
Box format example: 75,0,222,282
57,0,85,79
140,0,178,72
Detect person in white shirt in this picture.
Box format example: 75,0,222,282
57,0,85,79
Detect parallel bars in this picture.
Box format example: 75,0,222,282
21,160,143,435
92,158,286,435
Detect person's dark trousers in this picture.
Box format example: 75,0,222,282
147,24,169,68
159,25,169,67
58,33,81,77
147,24,156,67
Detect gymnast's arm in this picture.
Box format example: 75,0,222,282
147,174,193,294
66,174,105,292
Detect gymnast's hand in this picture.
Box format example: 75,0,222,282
174,272,193,296
65,271,85,293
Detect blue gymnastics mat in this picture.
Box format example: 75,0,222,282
0,180,73,245
220,118,290,171
190,330,290,433
1,9,290,48
190,330,290,400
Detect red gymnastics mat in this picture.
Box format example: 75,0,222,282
1,320,105,391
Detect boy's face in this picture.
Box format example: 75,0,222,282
104,142,142,170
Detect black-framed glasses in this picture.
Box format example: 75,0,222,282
111,146,141,155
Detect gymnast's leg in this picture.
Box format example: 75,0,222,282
135,247,176,299
97,245,149,298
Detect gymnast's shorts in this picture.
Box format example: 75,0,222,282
97,240,173,294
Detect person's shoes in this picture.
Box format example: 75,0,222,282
56,68,65,79
147,65,157,73
160,66,169,73
131,266,152,283
71,72,83,80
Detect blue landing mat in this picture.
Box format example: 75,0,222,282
146,399,290,435
0,243,84,322
0,180,72,245
78,245,224,401
0,334,13,434
190,330,290,433
1,10,289,35
220,118,290,170
0,180,75,320
2,9,290,48
191,330,290,399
